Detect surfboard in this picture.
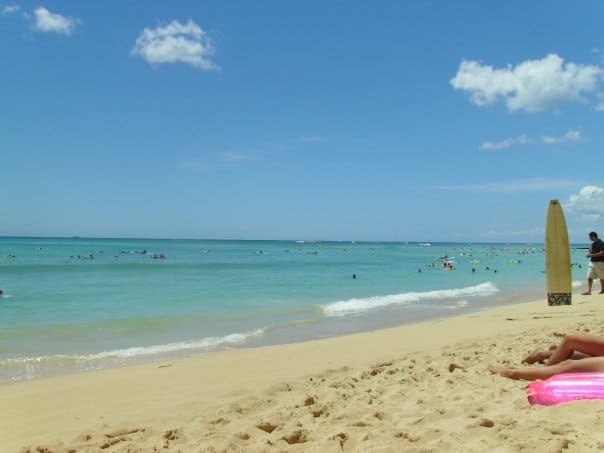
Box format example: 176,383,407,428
545,199,572,305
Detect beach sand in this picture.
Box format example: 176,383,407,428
3,294,604,452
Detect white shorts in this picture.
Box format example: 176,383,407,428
587,262,604,279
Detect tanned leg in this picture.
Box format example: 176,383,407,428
489,356,604,381
546,332,604,365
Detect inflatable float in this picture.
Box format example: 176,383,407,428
527,372,604,406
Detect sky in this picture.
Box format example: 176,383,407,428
1,1,604,243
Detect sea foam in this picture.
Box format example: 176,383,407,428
84,328,267,359
322,282,499,317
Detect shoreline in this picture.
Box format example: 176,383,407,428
3,292,604,451
1,281,546,385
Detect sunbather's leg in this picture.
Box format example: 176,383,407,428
523,347,590,364
546,332,604,365
489,356,604,380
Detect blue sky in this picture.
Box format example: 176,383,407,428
1,1,603,242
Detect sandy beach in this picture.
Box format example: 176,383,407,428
3,293,604,452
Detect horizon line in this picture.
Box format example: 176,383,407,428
0,235,584,246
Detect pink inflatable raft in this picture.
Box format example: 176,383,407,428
527,372,604,406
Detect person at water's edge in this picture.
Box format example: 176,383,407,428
582,231,604,295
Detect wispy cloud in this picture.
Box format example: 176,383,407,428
181,150,255,170
431,177,578,193
451,54,603,112
217,151,255,162
33,6,78,35
480,134,531,150
299,136,325,143
542,129,582,144
132,20,219,70
595,93,604,112
480,129,583,150
2,4,19,15
565,185,604,219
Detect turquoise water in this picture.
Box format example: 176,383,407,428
0,237,589,383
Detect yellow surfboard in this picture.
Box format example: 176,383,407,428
545,199,572,305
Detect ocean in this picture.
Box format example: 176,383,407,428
0,237,589,384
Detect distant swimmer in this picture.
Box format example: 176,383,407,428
0,289,3,297
352,274,357,279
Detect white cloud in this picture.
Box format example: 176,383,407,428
596,94,604,111
481,134,531,150
132,19,219,70
451,54,603,112
565,130,582,141
431,177,577,193
565,186,604,219
542,129,582,144
2,4,19,15
481,130,582,150
33,6,77,35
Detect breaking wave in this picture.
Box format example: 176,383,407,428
322,282,499,317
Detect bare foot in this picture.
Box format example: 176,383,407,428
582,292,591,295
522,349,551,364
487,365,520,380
